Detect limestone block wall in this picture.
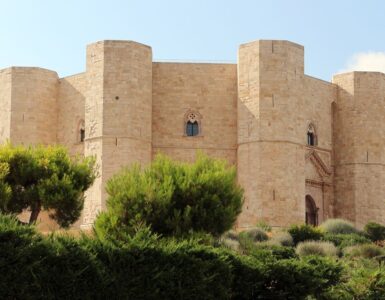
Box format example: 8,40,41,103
81,41,152,228
9,68,58,145
333,72,385,228
237,40,336,228
152,62,237,164
0,68,12,143
57,73,87,156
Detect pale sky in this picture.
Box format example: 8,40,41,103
1,0,385,80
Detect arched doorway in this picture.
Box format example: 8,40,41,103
305,195,318,226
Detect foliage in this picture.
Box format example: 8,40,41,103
222,230,239,241
0,163,11,212
325,260,385,300
0,143,96,227
0,213,345,300
94,153,244,239
255,220,272,232
240,227,268,242
344,244,384,259
251,243,297,260
364,221,385,242
271,231,294,247
288,224,324,245
323,232,371,249
320,218,358,235
296,240,338,257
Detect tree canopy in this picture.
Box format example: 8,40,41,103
95,153,244,239
0,143,96,228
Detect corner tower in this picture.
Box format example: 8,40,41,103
333,72,385,228
82,41,153,228
237,40,307,228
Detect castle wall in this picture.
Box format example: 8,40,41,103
0,68,12,144
57,73,87,156
333,72,385,228
3,39,385,230
81,41,152,228
152,62,237,164
9,68,58,145
237,40,336,228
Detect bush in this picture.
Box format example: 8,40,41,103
271,231,294,247
221,238,240,251
252,243,297,260
323,232,371,249
222,230,239,241
345,244,384,259
325,264,385,299
94,154,244,239
241,228,268,242
288,224,324,245
0,214,345,300
364,222,385,242
255,220,272,232
296,241,338,257
227,252,342,300
320,218,358,235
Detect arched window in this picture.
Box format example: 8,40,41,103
186,120,199,136
185,111,201,137
78,120,85,143
307,124,317,146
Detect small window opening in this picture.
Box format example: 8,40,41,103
186,121,199,136
307,124,317,146
78,120,85,143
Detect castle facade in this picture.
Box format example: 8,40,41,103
1,39,384,229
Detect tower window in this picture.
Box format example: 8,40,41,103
184,111,201,137
80,128,85,142
307,124,317,146
78,120,85,143
186,121,199,136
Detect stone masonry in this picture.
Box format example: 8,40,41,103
1,39,384,229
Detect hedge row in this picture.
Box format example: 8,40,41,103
0,214,342,300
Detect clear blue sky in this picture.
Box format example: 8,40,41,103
1,0,384,81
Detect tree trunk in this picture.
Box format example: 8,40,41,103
29,203,41,225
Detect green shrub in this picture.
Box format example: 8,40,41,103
325,265,385,299
252,243,297,260
288,224,324,245
345,244,384,259
320,218,358,235
323,232,371,249
296,240,338,257
364,222,385,242
227,252,342,300
95,153,244,239
271,231,294,247
221,238,240,251
241,227,268,242
222,230,239,241
258,256,342,299
255,220,272,232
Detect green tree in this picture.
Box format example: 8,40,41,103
0,143,96,228
95,153,244,239
0,162,11,211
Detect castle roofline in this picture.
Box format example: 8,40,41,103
87,39,152,49
0,66,58,76
239,39,304,50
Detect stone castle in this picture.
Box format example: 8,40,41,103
1,39,384,229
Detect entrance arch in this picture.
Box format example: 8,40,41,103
305,195,318,226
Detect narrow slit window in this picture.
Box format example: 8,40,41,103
307,124,316,146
